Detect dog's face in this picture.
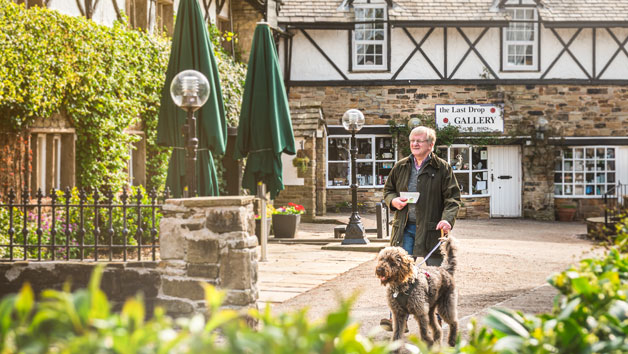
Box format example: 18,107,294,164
375,247,415,287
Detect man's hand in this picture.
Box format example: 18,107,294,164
391,197,408,210
435,220,451,235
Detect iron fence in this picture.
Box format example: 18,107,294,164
604,182,627,228
0,187,167,262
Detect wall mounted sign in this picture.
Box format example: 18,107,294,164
435,104,504,133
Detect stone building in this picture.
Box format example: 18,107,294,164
275,0,628,220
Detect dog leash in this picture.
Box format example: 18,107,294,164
416,229,446,267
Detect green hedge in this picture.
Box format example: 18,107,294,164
0,1,246,192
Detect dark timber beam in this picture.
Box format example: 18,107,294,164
299,29,348,80
541,28,583,79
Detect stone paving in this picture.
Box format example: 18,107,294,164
257,213,379,305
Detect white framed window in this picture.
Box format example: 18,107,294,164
436,145,489,197
554,147,616,197
327,135,396,188
502,7,538,71
352,4,387,71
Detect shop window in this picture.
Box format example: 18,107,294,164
502,7,538,71
30,132,75,194
352,4,387,71
436,145,489,197
554,147,616,197
327,135,396,188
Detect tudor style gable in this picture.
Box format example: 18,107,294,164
277,0,628,85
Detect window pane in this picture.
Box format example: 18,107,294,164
328,138,349,161
608,173,615,183
356,138,372,159
607,148,615,158
555,146,616,197
376,162,394,185
472,172,488,195
376,137,394,159
607,160,615,171
357,162,374,186
455,172,469,195
586,185,594,195
328,162,350,186
375,8,384,18
450,147,469,171
554,184,563,195
375,55,382,65
555,173,563,183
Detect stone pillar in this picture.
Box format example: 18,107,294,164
156,196,258,316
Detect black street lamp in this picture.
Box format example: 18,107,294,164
170,70,210,197
341,109,369,245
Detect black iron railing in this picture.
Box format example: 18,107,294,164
604,182,627,228
0,187,167,262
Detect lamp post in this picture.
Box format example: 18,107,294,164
341,109,369,245
170,70,210,197
534,117,549,141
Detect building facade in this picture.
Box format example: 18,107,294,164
274,0,628,220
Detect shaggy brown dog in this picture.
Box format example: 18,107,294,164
375,237,458,347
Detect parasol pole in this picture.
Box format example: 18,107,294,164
257,181,268,261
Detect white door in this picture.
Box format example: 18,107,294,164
488,146,522,217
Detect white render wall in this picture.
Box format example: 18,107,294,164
285,25,628,81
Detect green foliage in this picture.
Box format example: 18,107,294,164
0,1,247,192
0,267,397,353
457,216,628,353
388,114,460,157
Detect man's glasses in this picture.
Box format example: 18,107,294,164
410,139,430,145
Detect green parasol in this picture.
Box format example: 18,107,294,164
234,23,295,199
156,0,226,197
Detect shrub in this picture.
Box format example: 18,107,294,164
0,266,398,353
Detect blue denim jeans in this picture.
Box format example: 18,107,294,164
402,224,416,255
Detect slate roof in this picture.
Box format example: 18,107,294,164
539,0,628,23
278,0,628,24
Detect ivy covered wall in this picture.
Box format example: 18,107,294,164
0,0,246,193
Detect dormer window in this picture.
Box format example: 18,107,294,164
352,4,387,71
502,7,538,71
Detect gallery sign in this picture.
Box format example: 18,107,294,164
435,104,504,133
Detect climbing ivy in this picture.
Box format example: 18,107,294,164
0,1,246,192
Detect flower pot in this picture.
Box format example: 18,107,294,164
272,214,301,238
255,217,271,243
557,208,576,221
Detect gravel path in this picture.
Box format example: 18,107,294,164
271,219,601,342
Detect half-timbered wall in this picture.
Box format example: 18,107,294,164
281,25,628,83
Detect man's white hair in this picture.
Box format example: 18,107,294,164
409,126,436,144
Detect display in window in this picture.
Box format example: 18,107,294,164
357,138,371,159
328,138,349,161
607,149,615,159
586,185,594,195
608,173,615,183
327,162,350,186
454,172,469,195
376,162,393,185
450,147,469,170
376,137,394,159
554,185,562,195
357,162,373,186
471,172,488,195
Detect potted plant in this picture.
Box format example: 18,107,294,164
255,204,274,243
272,203,305,238
556,201,577,221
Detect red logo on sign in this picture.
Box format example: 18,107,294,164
490,107,496,113
443,118,449,123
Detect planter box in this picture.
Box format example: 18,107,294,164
255,217,271,243
272,214,301,238
557,208,576,221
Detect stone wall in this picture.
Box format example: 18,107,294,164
0,262,161,313
0,196,259,319
288,84,628,219
231,0,263,63
157,196,258,315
